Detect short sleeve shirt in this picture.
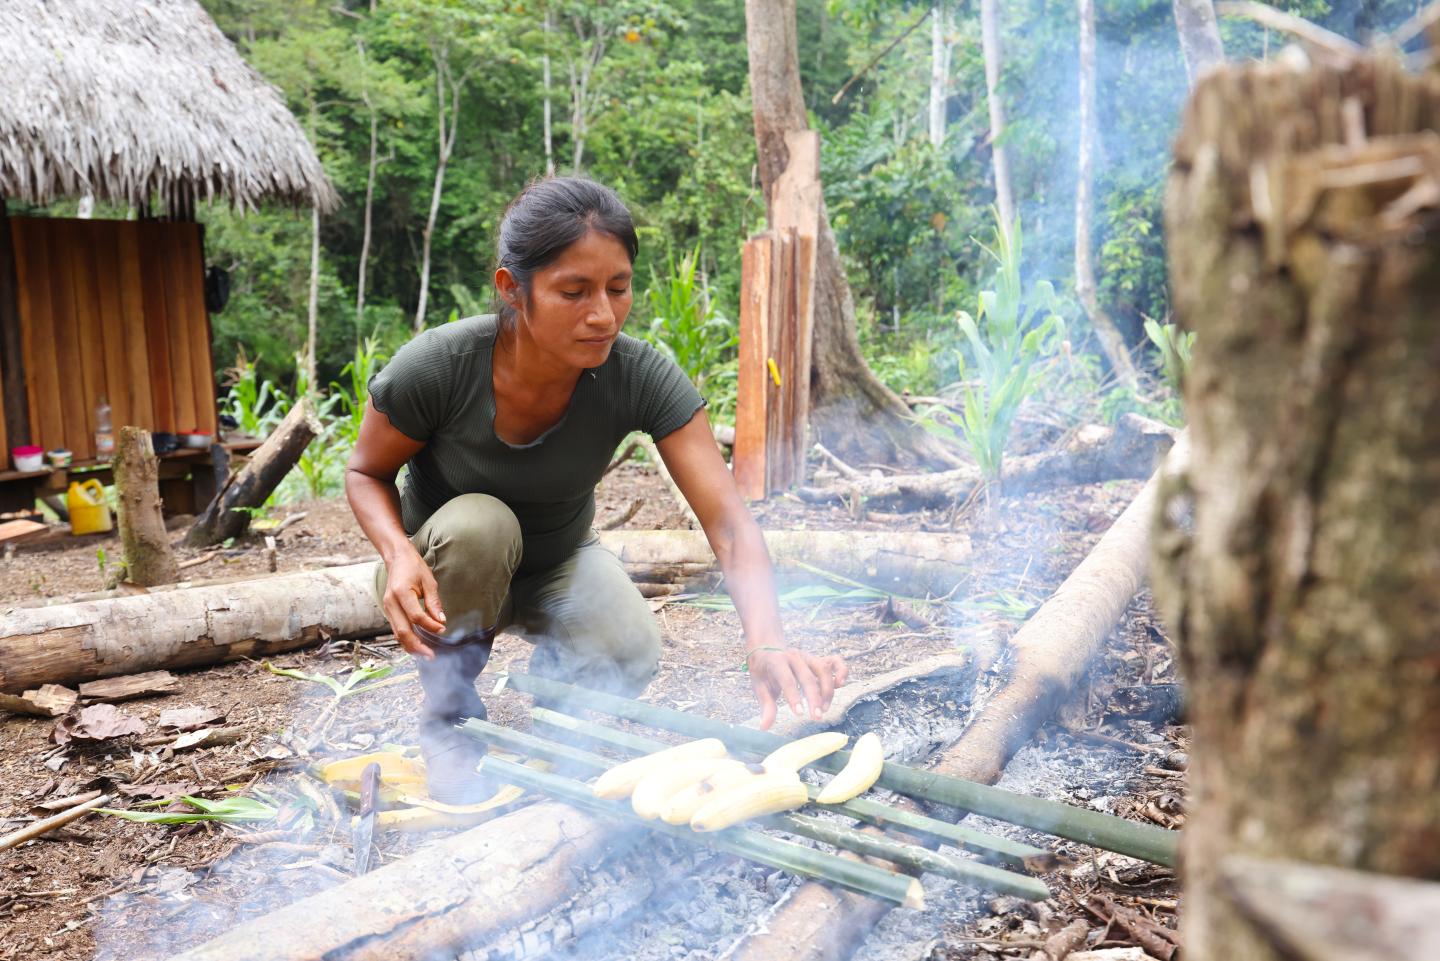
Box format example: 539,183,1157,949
368,314,704,575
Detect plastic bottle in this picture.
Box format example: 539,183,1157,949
95,395,115,458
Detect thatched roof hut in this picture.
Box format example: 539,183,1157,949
0,0,338,213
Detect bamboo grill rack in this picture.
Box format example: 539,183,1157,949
493,671,1178,867
462,717,1049,901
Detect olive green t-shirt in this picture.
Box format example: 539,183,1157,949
368,314,704,575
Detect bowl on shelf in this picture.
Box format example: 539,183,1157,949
180,431,213,449
11,445,44,472
46,449,72,468
151,432,179,454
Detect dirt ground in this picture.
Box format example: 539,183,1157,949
0,457,1184,960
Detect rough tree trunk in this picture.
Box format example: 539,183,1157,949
185,398,321,548
1155,54,1440,961
928,1,952,147
1075,0,1140,388
415,47,468,332
979,0,1015,236
744,0,965,470
542,8,556,176
113,427,179,587
356,39,379,330
1172,0,1225,87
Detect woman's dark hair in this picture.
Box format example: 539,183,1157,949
494,176,639,327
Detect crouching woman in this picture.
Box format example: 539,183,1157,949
345,177,847,802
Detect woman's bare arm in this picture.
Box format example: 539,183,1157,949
657,409,848,727
345,398,445,657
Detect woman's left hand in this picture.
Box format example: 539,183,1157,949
748,647,850,730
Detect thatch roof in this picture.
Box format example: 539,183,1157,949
0,0,338,212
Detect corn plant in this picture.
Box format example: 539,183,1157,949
331,337,389,450
640,245,738,418
1142,317,1193,394
920,215,1065,483
221,351,289,437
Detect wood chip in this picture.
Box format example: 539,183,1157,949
1070,951,1161,961
79,672,179,703
158,706,226,731
171,727,245,751
0,684,79,717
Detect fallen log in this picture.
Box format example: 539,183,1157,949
725,436,1189,961
114,426,180,586
165,802,630,961
1,529,969,691
799,413,1174,509
599,529,971,598
1219,856,1440,961
185,397,321,548
0,565,385,694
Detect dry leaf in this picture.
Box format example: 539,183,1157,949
171,727,244,751
158,706,226,731
52,704,148,745
116,782,198,800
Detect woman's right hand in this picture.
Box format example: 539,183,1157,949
381,548,447,659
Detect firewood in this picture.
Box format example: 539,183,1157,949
185,397,321,548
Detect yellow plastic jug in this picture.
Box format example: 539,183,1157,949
67,479,113,536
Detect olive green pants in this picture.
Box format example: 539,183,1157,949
373,493,661,730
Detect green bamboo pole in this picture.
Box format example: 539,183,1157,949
530,707,1052,871
480,755,924,909
498,672,1178,867
461,718,1047,900
777,812,1049,900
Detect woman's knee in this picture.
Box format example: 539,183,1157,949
423,494,522,560
413,494,522,630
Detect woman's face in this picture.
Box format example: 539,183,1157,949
498,229,634,370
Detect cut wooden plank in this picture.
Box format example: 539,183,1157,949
91,222,134,436
152,223,196,432
78,670,179,702
0,210,25,459
180,226,216,435
0,519,46,543
734,233,774,500
115,223,156,430
45,220,91,458
69,221,108,461
137,222,177,432
169,223,213,435
11,218,66,452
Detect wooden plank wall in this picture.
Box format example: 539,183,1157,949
8,217,217,462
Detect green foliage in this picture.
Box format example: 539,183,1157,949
1143,318,1193,394
221,353,288,437
264,660,395,699
920,216,1066,481
100,794,278,825
637,245,738,422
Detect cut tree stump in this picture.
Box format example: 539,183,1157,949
1155,52,1440,961
725,437,1188,961
185,397,320,548
114,426,179,586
